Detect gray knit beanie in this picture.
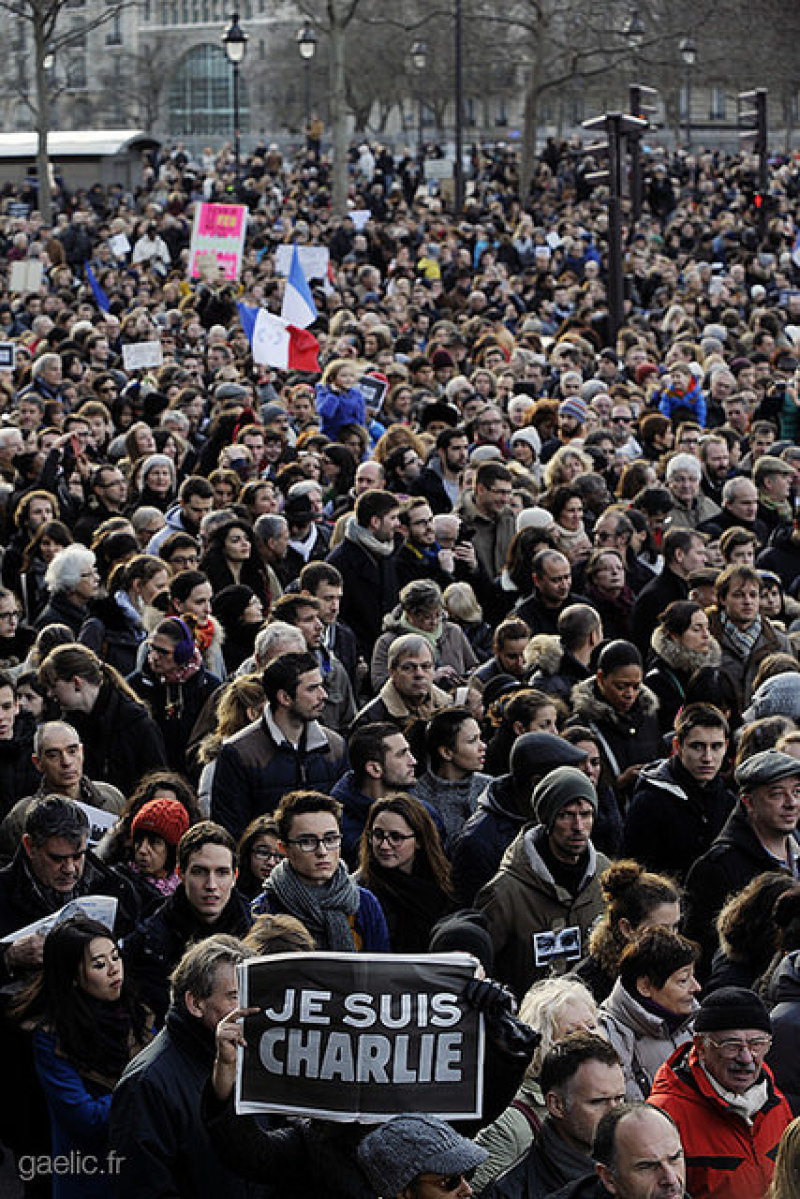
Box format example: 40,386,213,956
533,766,598,831
357,1114,487,1196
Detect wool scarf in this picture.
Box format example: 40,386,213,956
720,610,762,658
264,859,360,951
345,518,395,559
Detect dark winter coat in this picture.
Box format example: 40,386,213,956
525,634,591,703
79,594,147,677
0,712,39,821
485,1115,594,1199
623,756,736,882
68,682,168,797
631,567,688,654
34,590,90,635
566,678,663,797
645,625,722,734
766,949,800,1114
326,537,400,658
757,525,800,591
707,605,791,709
128,663,222,775
450,775,528,907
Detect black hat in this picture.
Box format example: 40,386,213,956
509,732,588,786
695,987,771,1034
212,584,255,626
482,673,524,708
419,401,460,430
429,909,493,973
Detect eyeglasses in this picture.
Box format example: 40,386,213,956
705,1035,772,1058
371,829,416,846
170,553,199,568
286,833,342,853
419,1169,477,1192
252,846,284,862
0,609,19,621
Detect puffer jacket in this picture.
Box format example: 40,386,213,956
645,624,722,734
648,1043,791,1199
765,949,800,1113
566,678,663,796
599,979,698,1101
475,824,609,1001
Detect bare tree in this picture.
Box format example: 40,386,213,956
0,0,137,222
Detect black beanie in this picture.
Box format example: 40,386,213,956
694,987,772,1034
429,909,494,974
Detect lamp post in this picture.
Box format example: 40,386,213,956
454,0,464,216
297,20,317,132
624,8,646,229
221,12,248,189
411,40,427,171
680,36,696,149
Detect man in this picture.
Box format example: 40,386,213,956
685,749,800,973
327,489,401,658
332,722,419,866
211,650,348,841
515,550,585,637
561,1103,687,1199
411,425,470,512
590,511,653,593
270,593,355,732
526,604,603,703
0,796,138,983
487,1034,626,1199
252,788,389,951
395,497,464,590
72,464,129,546
698,435,731,508
453,733,591,907
254,512,291,593
0,720,125,859
122,821,251,1023
109,936,258,1199
649,987,791,1199
471,618,531,691
631,529,707,653
350,634,451,756
283,487,331,580
754,454,795,537
456,461,517,578
707,564,790,709
147,476,214,555
476,766,609,999
698,477,769,546
664,453,721,530
757,507,800,590
299,560,359,694
623,704,736,882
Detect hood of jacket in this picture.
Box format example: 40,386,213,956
570,676,659,729
475,773,527,821
498,823,599,902
634,756,688,800
649,625,722,673
525,634,564,675
768,948,800,1006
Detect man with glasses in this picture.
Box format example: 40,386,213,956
456,462,516,578
211,650,348,842
73,464,129,545
649,986,790,1199
252,788,389,951
351,634,451,755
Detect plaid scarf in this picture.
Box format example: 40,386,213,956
720,609,762,658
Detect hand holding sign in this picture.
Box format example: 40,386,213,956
214,1006,260,1102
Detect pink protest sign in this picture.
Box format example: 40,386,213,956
189,203,247,281
196,204,245,239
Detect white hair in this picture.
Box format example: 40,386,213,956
45,544,96,595
666,453,701,481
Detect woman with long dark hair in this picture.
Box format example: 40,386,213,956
13,915,152,1199
199,518,270,609
358,794,454,952
646,600,721,733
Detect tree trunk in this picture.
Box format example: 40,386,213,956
330,11,348,216
34,29,53,225
519,74,539,204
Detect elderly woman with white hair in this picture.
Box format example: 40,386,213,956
665,452,721,529
34,544,100,634
471,977,600,1194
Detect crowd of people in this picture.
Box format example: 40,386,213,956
0,129,800,1199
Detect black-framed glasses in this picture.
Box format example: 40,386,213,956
419,1168,477,1192
252,846,284,862
370,829,416,847
286,833,342,854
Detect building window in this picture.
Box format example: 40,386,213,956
168,42,250,134
464,98,476,127
709,86,726,121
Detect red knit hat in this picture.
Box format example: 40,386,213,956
131,798,190,847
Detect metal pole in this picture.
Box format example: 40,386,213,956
628,85,642,225
685,65,692,150
233,60,241,185
607,114,624,345
454,0,464,216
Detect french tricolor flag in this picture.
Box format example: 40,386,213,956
236,302,320,372
281,244,318,329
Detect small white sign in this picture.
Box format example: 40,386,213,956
122,340,164,370
274,245,330,280
350,209,371,232
9,259,44,294
109,233,131,258
0,342,15,370
2,895,118,943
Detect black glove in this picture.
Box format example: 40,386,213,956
462,977,542,1062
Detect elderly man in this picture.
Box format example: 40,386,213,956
665,453,721,530
706,564,790,709
0,720,125,859
476,766,609,999
649,987,791,1199
754,454,795,537
351,634,451,757
698,476,769,546
685,749,800,974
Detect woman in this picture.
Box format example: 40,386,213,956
547,486,592,567
237,815,284,901
95,769,201,865
128,617,221,776
583,548,635,644
166,569,226,680
211,584,265,674
128,453,177,512
35,544,100,634
79,554,169,676
709,872,800,995
412,708,491,853
472,978,599,1194
599,927,700,1101
483,689,562,776
371,580,478,693
645,600,722,733
768,1118,800,1199
320,444,356,514
39,644,168,795
358,795,454,952
13,915,151,1199
197,673,266,815
568,639,662,800
20,519,73,625
200,519,270,609
574,860,683,1003
115,796,190,913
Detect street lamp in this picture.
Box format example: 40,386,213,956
410,40,427,169
680,36,697,149
624,8,646,226
221,12,248,188
454,0,464,216
297,20,317,130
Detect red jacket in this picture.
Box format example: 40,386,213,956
648,1043,791,1199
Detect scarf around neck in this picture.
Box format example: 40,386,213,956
345,518,395,559
264,859,360,951
399,611,442,651
720,609,762,658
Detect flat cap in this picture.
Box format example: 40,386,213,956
754,455,795,484
734,748,800,791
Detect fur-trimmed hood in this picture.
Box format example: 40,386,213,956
570,675,659,729
649,624,721,674
524,633,564,675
